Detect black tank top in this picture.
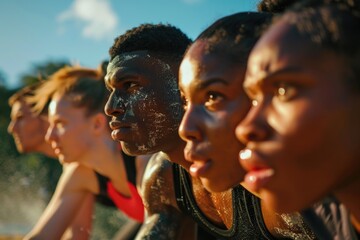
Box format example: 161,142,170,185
95,150,136,207
173,163,274,240
301,196,359,240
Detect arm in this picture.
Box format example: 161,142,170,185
24,163,97,240
135,153,197,240
62,192,94,240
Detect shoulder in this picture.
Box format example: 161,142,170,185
59,163,98,193
140,152,178,214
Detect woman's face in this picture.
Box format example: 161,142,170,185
8,100,49,153
46,93,95,164
236,18,360,212
178,40,251,192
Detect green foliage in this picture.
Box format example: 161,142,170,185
20,60,69,85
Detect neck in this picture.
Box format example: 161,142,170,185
334,174,360,232
37,142,57,159
163,140,191,170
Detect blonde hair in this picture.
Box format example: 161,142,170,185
30,65,107,116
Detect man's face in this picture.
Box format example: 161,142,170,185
8,100,49,153
178,40,250,192
236,18,360,212
104,51,183,156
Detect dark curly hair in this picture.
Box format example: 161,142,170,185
109,23,192,63
194,12,273,65
257,0,299,13
279,0,360,91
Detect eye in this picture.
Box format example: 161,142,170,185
55,121,65,129
181,94,189,111
251,99,258,107
124,81,139,91
274,83,297,101
204,91,225,111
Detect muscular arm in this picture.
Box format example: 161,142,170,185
24,163,97,240
135,153,197,240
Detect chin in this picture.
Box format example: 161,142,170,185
263,190,309,213
202,178,234,193
121,142,156,156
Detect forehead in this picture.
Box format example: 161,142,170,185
106,50,175,84
107,51,151,72
180,40,243,87
11,100,31,114
48,94,76,116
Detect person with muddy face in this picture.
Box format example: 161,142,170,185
104,21,315,239
104,23,202,240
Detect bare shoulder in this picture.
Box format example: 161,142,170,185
136,152,197,240
59,163,98,193
140,152,178,213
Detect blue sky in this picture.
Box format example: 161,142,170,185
0,0,258,89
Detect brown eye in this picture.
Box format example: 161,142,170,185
205,91,225,111
275,83,297,101
181,95,189,110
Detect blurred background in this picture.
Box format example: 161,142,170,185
0,0,256,239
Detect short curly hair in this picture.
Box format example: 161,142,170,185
109,23,192,63
194,12,273,65
257,0,299,13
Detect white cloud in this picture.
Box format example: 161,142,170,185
57,0,118,40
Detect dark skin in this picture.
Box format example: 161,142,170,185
178,40,313,238
104,49,312,239
105,51,197,239
236,15,360,231
104,50,236,238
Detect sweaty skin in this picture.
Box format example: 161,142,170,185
178,40,315,239
105,45,315,239
105,52,200,239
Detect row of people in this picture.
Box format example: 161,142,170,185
7,0,359,238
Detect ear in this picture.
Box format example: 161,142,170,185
91,113,108,135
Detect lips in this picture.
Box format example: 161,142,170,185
239,148,275,193
109,119,133,141
184,144,212,178
189,160,212,178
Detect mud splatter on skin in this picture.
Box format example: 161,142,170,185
106,51,183,155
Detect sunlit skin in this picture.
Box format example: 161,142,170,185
178,40,250,192
104,51,184,156
8,99,55,157
46,93,97,165
236,18,360,214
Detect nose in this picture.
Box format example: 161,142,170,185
235,104,269,144
45,125,56,143
178,104,202,142
104,92,126,117
7,121,15,134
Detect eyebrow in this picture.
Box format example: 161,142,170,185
247,66,305,89
105,69,138,86
196,78,229,91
